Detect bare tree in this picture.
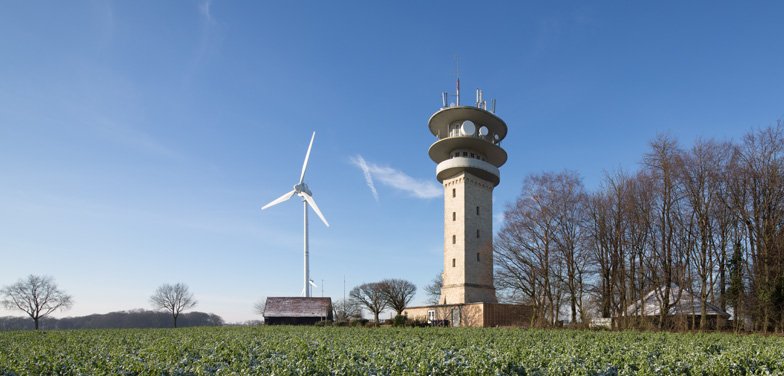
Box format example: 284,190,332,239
423,273,442,305
495,172,573,326
332,298,361,322
733,125,784,332
150,283,197,328
679,139,727,330
545,171,590,324
644,135,686,329
379,279,417,316
0,275,73,330
349,282,387,324
253,297,266,319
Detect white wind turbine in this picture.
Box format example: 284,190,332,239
261,131,329,298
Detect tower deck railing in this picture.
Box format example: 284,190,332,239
443,130,500,145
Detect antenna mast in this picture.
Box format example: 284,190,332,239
455,56,460,106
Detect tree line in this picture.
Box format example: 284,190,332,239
0,310,224,331
1,275,204,330
495,124,784,332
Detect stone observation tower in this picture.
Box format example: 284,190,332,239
428,81,508,305
403,80,530,326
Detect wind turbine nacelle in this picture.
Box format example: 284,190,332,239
294,183,311,196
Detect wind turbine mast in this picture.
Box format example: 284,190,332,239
304,197,310,297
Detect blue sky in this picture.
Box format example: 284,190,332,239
1,1,782,322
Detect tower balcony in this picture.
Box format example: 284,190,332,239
436,157,501,186
428,106,508,141
429,136,508,167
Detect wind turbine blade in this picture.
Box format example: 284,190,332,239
309,280,318,288
302,192,329,227
298,132,316,184
261,190,296,210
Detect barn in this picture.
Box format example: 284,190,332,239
263,297,333,325
622,284,730,329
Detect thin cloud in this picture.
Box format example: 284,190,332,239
198,0,214,24
350,155,441,200
350,155,379,201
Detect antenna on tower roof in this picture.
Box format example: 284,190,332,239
456,78,461,106
455,55,460,106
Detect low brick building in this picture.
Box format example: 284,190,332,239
404,303,533,328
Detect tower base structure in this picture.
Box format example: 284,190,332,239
403,302,533,328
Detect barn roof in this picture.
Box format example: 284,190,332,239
625,284,729,317
263,297,332,318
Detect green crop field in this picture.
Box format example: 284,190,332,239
1,326,783,375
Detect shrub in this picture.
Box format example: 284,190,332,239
392,315,407,327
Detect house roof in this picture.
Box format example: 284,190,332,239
263,297,332,318
625,284,730,317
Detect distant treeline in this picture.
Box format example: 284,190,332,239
0,310,224,331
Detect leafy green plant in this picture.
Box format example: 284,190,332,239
1,327,783,375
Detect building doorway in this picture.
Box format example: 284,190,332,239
451,307,461,327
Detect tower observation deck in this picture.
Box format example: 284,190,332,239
429,85,508,305
428,105,508,185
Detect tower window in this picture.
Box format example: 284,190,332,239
476,206,480,215
477,253,480,262
452,188,456,198
476,229,480,238
470,153,475,158
452,258,456,268
452,235,456,244
462,152,468,157
452,212,456,221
